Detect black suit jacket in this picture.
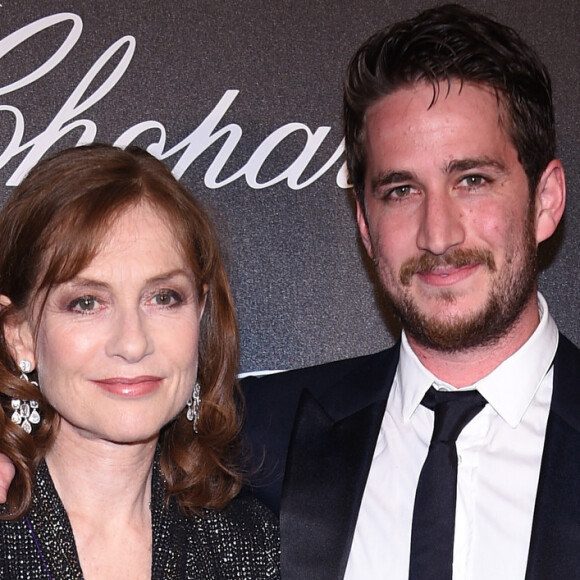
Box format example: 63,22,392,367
242,334,580,580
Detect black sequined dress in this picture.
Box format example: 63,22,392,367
0,456,280,579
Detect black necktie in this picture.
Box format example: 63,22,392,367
409,386,487,580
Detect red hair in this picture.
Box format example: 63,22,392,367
0,144,242,518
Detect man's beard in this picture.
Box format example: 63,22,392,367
379,208,538,353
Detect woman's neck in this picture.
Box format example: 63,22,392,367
45,423,157,526
44,423,157,580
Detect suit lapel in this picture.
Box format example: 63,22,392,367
526,335,580,579
280,347,399,580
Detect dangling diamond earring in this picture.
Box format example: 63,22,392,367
11,360,41,434
186,382,201,433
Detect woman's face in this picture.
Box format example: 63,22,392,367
12,202,205,445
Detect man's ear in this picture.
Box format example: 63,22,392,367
534,159,566,244
0,296,36,370
356,200,375,260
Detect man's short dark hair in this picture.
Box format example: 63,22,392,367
344,3,555,205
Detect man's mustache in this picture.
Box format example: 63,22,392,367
399,248,497,286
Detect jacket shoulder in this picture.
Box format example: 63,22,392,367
240,347,399,513
242,346,398,401
551,333,580,430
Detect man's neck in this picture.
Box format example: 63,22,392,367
406,295,541,388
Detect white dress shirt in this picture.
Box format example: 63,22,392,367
344,294,559,580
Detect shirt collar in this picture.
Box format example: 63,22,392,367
396,293,559,427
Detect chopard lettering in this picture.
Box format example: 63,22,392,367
0,13,349,189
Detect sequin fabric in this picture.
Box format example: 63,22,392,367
0,455,280,579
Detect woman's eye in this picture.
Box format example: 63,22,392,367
69,296,99,312
151,290,182,307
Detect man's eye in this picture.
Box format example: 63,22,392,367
69,296,99,312
388,185,414,199
461,175,486,187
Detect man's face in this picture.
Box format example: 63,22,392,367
357,81,541,352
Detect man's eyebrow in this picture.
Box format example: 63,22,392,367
445,157,508,174
370,170,417,194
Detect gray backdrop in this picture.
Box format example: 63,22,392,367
1,0,578,373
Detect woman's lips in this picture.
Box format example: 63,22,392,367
93,376,162,397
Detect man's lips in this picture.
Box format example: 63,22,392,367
416,263,480,287
93,376,163,396
399,248,496,286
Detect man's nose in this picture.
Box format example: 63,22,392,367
416,190,466,255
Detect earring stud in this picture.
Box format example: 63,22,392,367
186,382,201,433
12,359,41,433
19,360,32,374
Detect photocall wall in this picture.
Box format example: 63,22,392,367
1,0,578,373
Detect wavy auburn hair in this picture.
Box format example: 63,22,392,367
0,144,242,518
